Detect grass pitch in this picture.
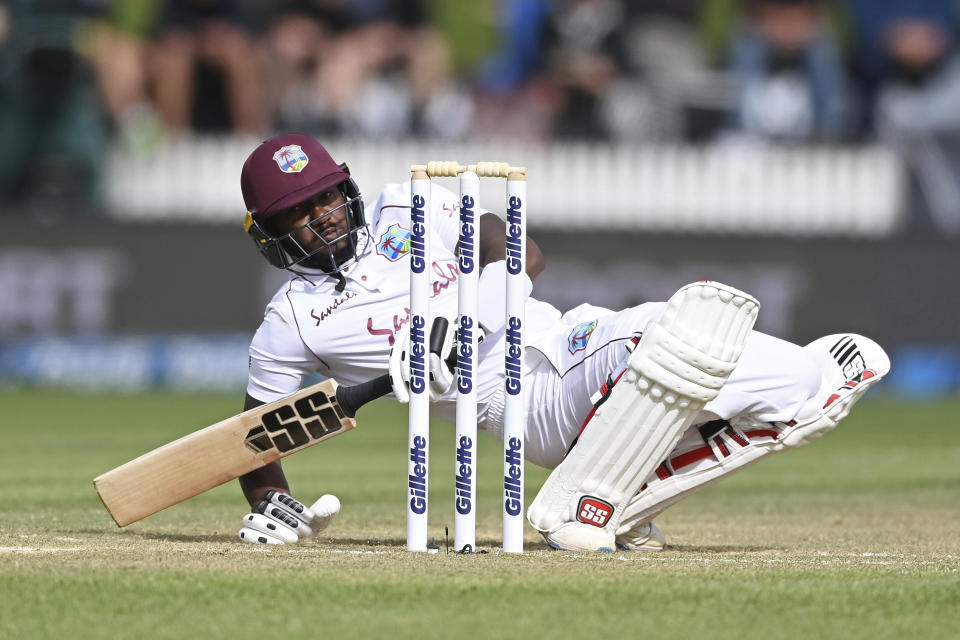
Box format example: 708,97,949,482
1,390,958,639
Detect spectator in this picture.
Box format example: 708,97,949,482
724,0,852,142
257,1,336,133
463,0,556,140
261,0,466,139
150,0,264,134
611,0,714,141
0,2,108,209
845,0,957,93
531,0,709,141
861,6,960,233
537,0,637,140
85,0,164,151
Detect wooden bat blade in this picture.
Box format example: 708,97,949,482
94,378,356,527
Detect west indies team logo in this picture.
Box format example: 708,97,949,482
273,144,309,173
376,223,412,261
568,320,598,354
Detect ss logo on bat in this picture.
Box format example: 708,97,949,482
244,391,345,453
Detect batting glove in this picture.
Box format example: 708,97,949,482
238,490,340,545
389,316,483,403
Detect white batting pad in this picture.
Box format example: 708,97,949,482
615,333,890,540
527,281,759,551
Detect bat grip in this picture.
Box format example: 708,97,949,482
336,373,393,417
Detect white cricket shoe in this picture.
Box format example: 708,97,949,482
778,333,891,448
615,522,666,552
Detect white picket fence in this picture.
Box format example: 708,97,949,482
104,137,905,237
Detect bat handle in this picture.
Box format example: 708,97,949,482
336,373,393,417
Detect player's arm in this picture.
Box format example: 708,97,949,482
235,382,383,545
426,181,543,279
477,212,545,280
238,393,290,506
241,302,318,506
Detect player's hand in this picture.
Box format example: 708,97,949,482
389,316,483,403
238,490,340,545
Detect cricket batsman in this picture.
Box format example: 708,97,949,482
235,133,890,552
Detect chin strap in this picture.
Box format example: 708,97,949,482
333,272,347,292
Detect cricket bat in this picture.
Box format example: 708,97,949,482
94,374,392,527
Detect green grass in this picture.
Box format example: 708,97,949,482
1,391,958,639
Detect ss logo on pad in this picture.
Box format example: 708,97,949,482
577,496,614,528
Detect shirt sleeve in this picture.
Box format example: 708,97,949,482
246,299,320,403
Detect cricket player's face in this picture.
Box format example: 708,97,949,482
271,187,353,268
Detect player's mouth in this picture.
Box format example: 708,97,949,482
318,225,343,242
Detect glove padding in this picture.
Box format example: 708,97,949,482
389,316,484,403
238,490,340,545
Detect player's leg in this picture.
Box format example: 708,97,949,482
526,281,760,552
615,333,890,547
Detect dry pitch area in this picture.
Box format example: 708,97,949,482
1,391,958,639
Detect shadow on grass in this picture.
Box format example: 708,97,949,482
70,528,229,544
318,535,553,554
667,544,782,554
68,528,781,555
321,536,408,548
133,532,228,543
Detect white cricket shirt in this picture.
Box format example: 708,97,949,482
247,181,560,428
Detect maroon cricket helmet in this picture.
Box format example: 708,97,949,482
241,133,350,218
240,134,367,275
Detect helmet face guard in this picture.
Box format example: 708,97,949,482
245,167,369,276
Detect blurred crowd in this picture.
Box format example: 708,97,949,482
5,0,960,229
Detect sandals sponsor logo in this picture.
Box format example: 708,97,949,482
311,291,358,324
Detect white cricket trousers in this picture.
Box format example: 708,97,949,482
485,302,823,469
